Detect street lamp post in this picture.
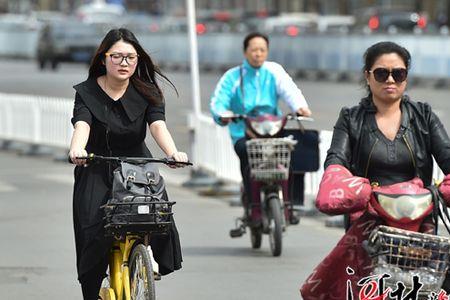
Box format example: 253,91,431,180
187,0,201,118
184,0,220,187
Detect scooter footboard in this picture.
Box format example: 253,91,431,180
367,225,450,294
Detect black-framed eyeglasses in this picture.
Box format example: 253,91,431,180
105,52,139,65
369,68,408,83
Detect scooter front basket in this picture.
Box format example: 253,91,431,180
367,225,450,294
246,137,296,181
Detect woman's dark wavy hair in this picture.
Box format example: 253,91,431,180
89,28,176,105
362,41,411,95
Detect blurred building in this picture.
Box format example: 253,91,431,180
192,0,449,24
0,0,448,26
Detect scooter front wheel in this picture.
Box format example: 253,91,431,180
268,197,283,257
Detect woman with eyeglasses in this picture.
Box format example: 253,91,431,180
68,28,188,299
300,41,450,298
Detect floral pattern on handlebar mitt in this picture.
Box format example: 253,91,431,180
315,164,372,215
438,174,450,206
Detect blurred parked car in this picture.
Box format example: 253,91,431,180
75,1,125,25
195,9,245,34
316,15,355,33
159,16,187,33
353,7,429,34
36,19,102,70
260,13,318,36
123,13,164,34
30,10,66,24
0,13,40,31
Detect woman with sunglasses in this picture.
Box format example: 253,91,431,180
68,28,188,299
300,41,450,298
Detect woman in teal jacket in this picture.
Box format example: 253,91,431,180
209,32,312,228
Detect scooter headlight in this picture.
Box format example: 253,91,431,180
375,192,432,220
249,119,283,136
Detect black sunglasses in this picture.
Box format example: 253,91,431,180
369,68,408,83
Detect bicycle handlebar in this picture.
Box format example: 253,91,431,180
285,113,314,122
75,153,193,166
219,113,314,122
218,114,246,122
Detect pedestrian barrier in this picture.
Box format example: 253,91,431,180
0,93,73,149
189,113,241,181
189,112,445,209
144,33,450,80
0,93,444,208
189,114,334,209
0,27,39,58
5,30,450,80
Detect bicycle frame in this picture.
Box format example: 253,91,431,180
99,235,148,300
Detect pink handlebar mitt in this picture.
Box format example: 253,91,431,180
315,164,372,215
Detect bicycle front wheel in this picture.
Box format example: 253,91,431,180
129,244,155,300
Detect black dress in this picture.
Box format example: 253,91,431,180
71,77,182,281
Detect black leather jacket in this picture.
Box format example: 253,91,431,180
325,95,450,185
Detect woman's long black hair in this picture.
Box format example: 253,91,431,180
89,28,176,106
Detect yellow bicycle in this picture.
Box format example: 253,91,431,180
79,154,191,300
99,235,157,300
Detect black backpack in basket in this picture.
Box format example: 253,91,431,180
104,161,174,234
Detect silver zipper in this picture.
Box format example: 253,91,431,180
402,134,417,169
364,138,379,178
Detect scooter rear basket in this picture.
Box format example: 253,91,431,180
367,225,450,294
246,137,296,181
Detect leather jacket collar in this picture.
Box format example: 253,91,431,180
73,77,149,124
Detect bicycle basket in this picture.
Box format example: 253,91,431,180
246,137,297,181
103,195,174,236
367,225,450,294
103,162,174,236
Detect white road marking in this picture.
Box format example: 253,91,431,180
0,180,16,192
37,174,74,185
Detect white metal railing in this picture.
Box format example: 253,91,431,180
4,30,450,79
0,93,444,207
190,113,331,208
190,112,445,209
190,113,241,181
0,93,73,148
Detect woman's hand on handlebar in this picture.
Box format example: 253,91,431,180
296,107,312,117
69,148,88,166
218,110,234,125
169,151,189,168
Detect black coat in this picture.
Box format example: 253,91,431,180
71,78,182,280
325,95,450,185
